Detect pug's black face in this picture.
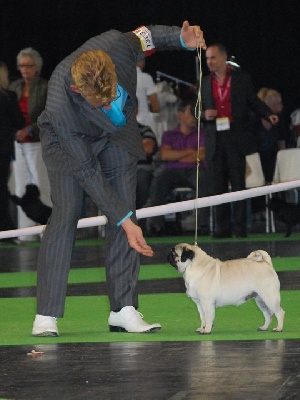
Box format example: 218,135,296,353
167,247,178,269
167,245,195,271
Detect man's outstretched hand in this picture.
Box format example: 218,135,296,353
122,218,154,257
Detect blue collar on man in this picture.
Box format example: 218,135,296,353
101,84,128,127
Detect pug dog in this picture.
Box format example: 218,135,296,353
167,243,285,334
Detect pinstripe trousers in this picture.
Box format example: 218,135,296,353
36,141,140,317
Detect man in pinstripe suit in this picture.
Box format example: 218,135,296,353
32,21,206,336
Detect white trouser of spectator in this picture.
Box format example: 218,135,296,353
13,141,51,241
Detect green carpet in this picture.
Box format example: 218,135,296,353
0,257,299,288
1,233,299,346
1,291,299,346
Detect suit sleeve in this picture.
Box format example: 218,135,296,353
145,25,183,51
55,129,131,225
125,24,184,61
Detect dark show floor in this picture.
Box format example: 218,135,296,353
1,235,300,399
1,340,300,400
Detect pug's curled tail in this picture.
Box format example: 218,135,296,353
247,250,272,266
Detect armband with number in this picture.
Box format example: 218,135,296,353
132,26,156,56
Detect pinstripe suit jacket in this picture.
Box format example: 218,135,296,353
201,69,273,161
38,25,184,225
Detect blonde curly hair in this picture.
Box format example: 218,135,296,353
71,50,117,104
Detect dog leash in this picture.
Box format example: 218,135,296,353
194,45,203,246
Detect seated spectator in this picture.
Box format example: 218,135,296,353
146,95,210,236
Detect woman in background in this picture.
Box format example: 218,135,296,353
255,88,287,183
0,62,25,243
250,88,288,218
10,47,49,240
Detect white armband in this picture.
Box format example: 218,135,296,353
132,26,156,56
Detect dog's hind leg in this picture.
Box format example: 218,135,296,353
273,307,285,332
260,290,285,332
256,291,285,332
273,306,285,332
255,295,273,331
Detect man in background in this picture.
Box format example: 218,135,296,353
201,43,278,238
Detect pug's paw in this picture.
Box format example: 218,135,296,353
196,327,211,334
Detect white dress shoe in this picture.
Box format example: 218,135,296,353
32,314,59,337
108,306,161,333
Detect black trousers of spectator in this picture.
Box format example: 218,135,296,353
0,156,15,231
211,130,247,236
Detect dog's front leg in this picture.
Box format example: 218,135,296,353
195,300,206,332
196,301,215,334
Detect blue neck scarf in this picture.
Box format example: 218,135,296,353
102,84,128,127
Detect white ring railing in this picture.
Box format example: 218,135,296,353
1,180,299,239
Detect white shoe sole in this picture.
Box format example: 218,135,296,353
32,315,59,337
109,325,161,333
32,330,58,337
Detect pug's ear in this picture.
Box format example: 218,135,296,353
181,247,194,262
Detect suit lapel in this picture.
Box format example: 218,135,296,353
79,101,119,133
